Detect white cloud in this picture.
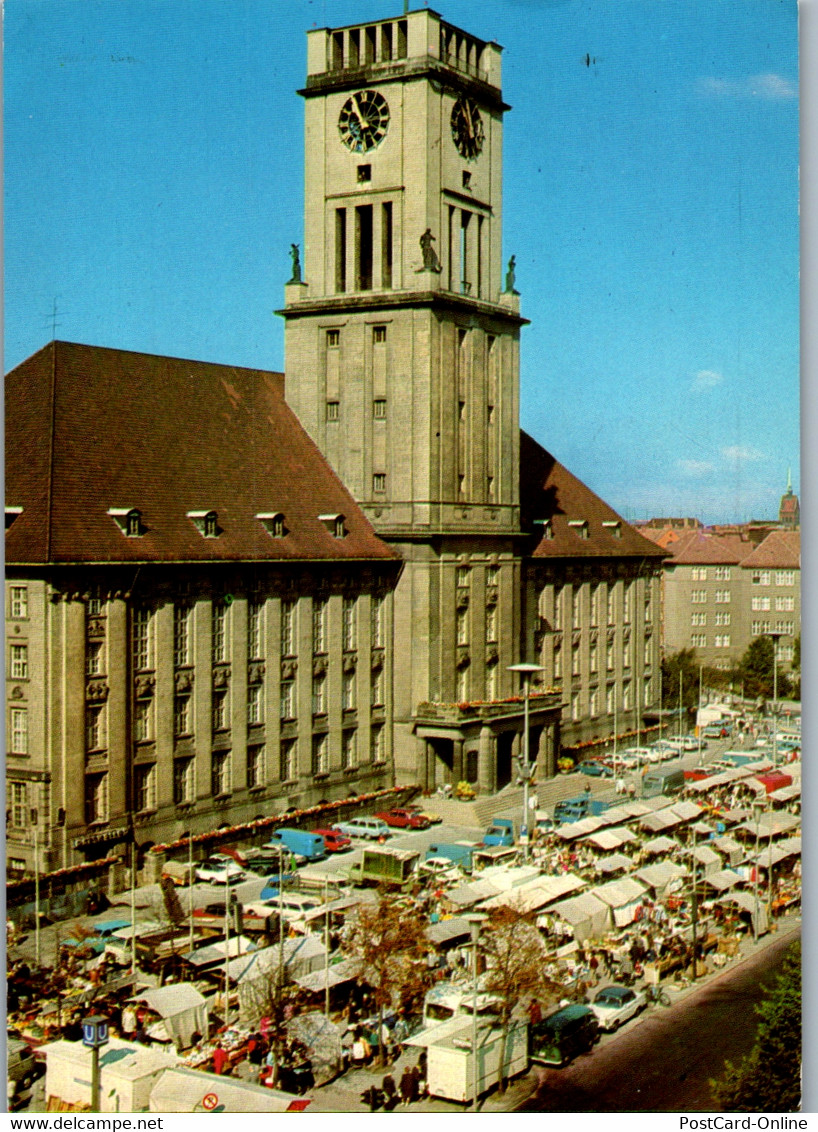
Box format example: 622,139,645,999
698,73,797,100
677,459,713,477
692,369,723,390
721,445,764,463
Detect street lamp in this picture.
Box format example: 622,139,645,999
766,632,783,768
464,913,487,1111
752,797,766,943
82,1014,109,1112
507,663,545,860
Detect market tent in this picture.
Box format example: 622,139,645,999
699,868,743,892
184,936,256,970
712,835,744,867
690,846,721,875
149,1067,312,1113
286,1012,344,1086
639,810,683,833
548,892,610,942
595,854,634,876
640,835,678,857
589,877,647,927
634,862,688,897
714,892,768,938
426,917,473,947
667,800,704,823
478,873,585,914
556,815,608,841
745,837,801,869
691,821,715,837
584,827,637,851
131,984,208,1049
444,879,503,910
769,783,801,804
294,956,364,994
734,812,800,841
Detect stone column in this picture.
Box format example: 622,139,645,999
453,738,465,785
106,598,128,824
62,599,88,850
478,726,495,795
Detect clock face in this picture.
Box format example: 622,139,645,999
451,97,484,159
338,90,390,153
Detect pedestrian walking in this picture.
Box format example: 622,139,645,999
400,1065,415,1106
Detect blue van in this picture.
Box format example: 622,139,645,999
266,828,326,862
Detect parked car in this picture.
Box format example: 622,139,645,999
373,807,431,830
333,817,391,840
529,1004,600,1066
576,760,613,777
243,845,294,873
589,984,647,1031
418,857,462,883
312,827,353,853
406,804,443,825
194,855,246,885
703,723,731,738
7,1037,39,1091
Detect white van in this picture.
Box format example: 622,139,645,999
423,981,501,1027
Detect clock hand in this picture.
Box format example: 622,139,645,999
462,100,474,138
352,93,370,130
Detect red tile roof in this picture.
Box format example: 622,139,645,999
6,341,398,566
664,530,750,565
519,432,665,561
739,529,800,569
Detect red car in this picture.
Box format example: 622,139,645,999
312,827,352,853
373,808,431,830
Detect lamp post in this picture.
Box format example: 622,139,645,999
697,665,704,765
767,632,783,768
752,798,766,943
464,913,487,1111
507,663,545,860
82,1014,109,1112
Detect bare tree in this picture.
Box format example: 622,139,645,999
341,889,431,1067
240,955,294,1087
479,904,558,1094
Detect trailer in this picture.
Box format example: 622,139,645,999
407,1016,528,1103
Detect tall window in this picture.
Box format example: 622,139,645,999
486,662,498,700
715,566,732,581
590,585,600,627
313,674,327,715
752,596,771,611
372,668,384,707
212,689,228,731
644,678,652,707
622,681,632,711
313,599,327,654
174,694,191,737
372,724,385,762
85,773,108,823
212,602,228,663
248,600,263,660
132,608,152,671
571,588,581,629
281,599,297,656
280,739,297,781
691,612,707,626
211,751,231,796
88,597,103,617
486,605,497,644
691,591,707,604
589,640,598,673
456,607,469,646
9,782,27,828
752,571,771,586
571,692,581,721
715,590,731,604
456,566,471,588
9,644,28,679
134,764,156,812
571,644,581,676
312,734,329,776
456,665,468,702
9,586,28,619
553,642,562,679
280,679,296,721
623,583,633,624
9,707,28,754
247,683,264,725
343,669,356,710
554,587,563,630
341,730,357,770
486,565,499,588
85,705,103,752
371,595,384,648
606,685,615,714
86,641,104,677
606,587,615,625
775,570,795,586
173,758,195,804
247,745,266,789
589,688,599,716
133,699,153,742
622,637,632,669
342,597,357,651
606,640,614,671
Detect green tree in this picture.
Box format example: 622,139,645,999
737,637,792,701
711,941,801,1111
791,635,801,699
660,650,700,730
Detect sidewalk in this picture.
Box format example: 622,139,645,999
308,911,801,1114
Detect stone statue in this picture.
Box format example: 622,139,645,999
419,228,442,273
289,243,302,284
505,255,519,294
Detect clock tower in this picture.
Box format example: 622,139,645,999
282,9,532,781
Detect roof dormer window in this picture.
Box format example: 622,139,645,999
256,512,287,538
568,519,589,539
108,507,145,537
187,510,221,538
602,520,622,539
319,513,346,539
533,519,553,540
5,507,23,531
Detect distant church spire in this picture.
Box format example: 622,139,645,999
779,468,799,528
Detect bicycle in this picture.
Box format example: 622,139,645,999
644,983,671,1007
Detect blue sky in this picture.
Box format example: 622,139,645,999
4,0,799,525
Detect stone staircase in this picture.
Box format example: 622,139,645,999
420,771,617,831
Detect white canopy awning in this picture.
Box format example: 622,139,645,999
596,854,634,875
584,827,638,850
